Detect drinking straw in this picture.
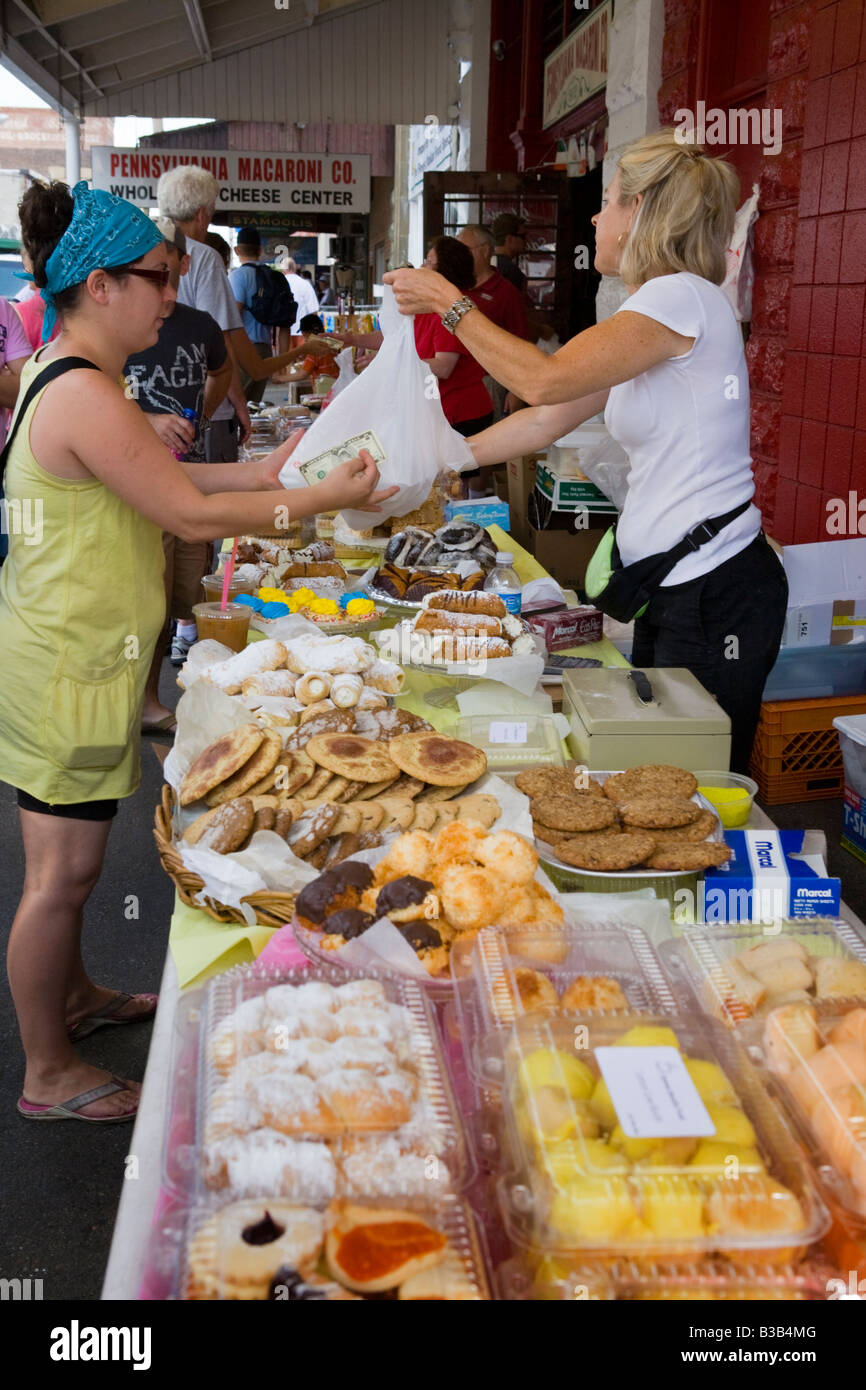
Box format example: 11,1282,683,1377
220,538,239,611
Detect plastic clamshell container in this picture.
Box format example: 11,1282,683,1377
162,962,469,1206
692,770,758,829
450,922,677,1091
535,771,723,908
663,918,866,1031
496,1009,828,1261
145,1193,490,1301
454,714,566,780
757,999,866,1226
498,1253,834,1301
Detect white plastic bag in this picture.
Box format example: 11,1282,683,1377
279,287,475,529
326,346,356,401
723,183,760,322
570,432,631,511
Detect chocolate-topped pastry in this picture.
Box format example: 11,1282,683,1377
435,521,485,551
330,859,374,892
398,921,443,952
323,908,375,939
376,875,434,918
295,871,362,930
242,1211,285,1246
373,562,409,599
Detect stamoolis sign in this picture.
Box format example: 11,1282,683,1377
91,147,372,213
543,0,611,128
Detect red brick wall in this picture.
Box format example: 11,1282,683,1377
774,0,866,543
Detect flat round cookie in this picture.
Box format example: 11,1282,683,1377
206,729,283,806
375,797,417,830
183,797,254,852
417,781,468,802
305,734,399,783
603,765,698,803
620,797,701,829
644,842,733,872
180,724,264,806
554,831,656,872
287,803,341,857
387,774,426,800
285,710,354,752
531,793,618,833
388,731,487,787
647,808,718,845
456,793,500,829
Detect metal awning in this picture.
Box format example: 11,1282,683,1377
0,0,471,123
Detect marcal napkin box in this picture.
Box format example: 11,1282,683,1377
562,667,732,772
700,829,841,922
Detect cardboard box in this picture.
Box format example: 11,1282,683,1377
523,603,603,650
701,830,841,922
444,498,510,531
780,538,866,647
506,453,540,548
528,515,615,591
534,462,613,513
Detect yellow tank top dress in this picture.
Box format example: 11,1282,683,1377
0,354,166,804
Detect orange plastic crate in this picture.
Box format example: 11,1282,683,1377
749,693,866,805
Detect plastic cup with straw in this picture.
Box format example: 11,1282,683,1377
191,538,251,652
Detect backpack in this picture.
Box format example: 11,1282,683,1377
247,264,297,328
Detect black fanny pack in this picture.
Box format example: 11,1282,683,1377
584,500,753,623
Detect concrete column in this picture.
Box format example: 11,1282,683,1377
64,113,81,185
596,0,665,322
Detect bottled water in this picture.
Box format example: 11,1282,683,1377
484,550,522,615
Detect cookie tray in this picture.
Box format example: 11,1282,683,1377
161,962,471,1207
450,922,678,1094
661,918,866,1031
497,1253,836,1301
493,1008,829,1261
751,999,866,1226
145,1193,491,1301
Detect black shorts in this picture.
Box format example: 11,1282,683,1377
17,789,118,821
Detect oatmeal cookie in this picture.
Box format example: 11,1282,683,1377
531,793,618,833
553,831,656,871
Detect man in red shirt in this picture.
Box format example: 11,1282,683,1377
458,224,529,421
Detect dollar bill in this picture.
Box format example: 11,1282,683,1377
298,429,387,486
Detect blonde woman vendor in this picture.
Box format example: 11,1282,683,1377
1,180,396,1125
386,129,787,776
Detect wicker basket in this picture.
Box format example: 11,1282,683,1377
153,784,297,927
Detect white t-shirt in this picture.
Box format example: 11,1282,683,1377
178,241,243,422
604,271,760,586
285,273,319,334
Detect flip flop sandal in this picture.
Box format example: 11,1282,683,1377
17,1075,139,1124
67,991,159,1042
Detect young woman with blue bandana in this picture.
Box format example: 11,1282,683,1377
1,180,396,1125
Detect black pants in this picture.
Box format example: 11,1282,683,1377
631,533,788,775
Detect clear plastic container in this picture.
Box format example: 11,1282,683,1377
454,714,565,780
450,922,677,1091
758,999,866,1224
663,919,866,1031
495,1010,828,1261
162,963,469,1206
145,1194,489,1301
499,1253,834,1301
693,770,758,828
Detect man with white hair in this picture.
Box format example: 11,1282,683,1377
157,165,304,460
279,255,320,335
457,223,528,420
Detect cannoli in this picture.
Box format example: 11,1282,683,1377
330,673,364,709
295,670,333,704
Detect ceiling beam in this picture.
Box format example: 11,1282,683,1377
182,0,212,61
0,41,79,113
9,0,104,95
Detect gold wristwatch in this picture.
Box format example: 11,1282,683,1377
441,296,476,332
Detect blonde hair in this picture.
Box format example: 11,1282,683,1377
616,129,739,287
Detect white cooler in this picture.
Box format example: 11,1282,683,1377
562,666,732,771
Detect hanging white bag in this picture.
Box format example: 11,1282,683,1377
279,286,475,529
327,345,356,401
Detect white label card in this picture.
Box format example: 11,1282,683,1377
595,1046,715,1138
489,721,528,745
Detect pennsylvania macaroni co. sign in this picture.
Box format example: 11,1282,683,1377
91,147,372,213
543,0,611,128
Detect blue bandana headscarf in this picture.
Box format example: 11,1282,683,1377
37,180,163,342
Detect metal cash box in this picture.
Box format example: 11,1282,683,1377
562,666,732,771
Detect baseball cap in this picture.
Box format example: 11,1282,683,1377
237,225,261,250
491,212,526,241
155,216,187,256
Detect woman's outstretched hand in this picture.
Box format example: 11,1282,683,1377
318,450,399,513
383,267,455,317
